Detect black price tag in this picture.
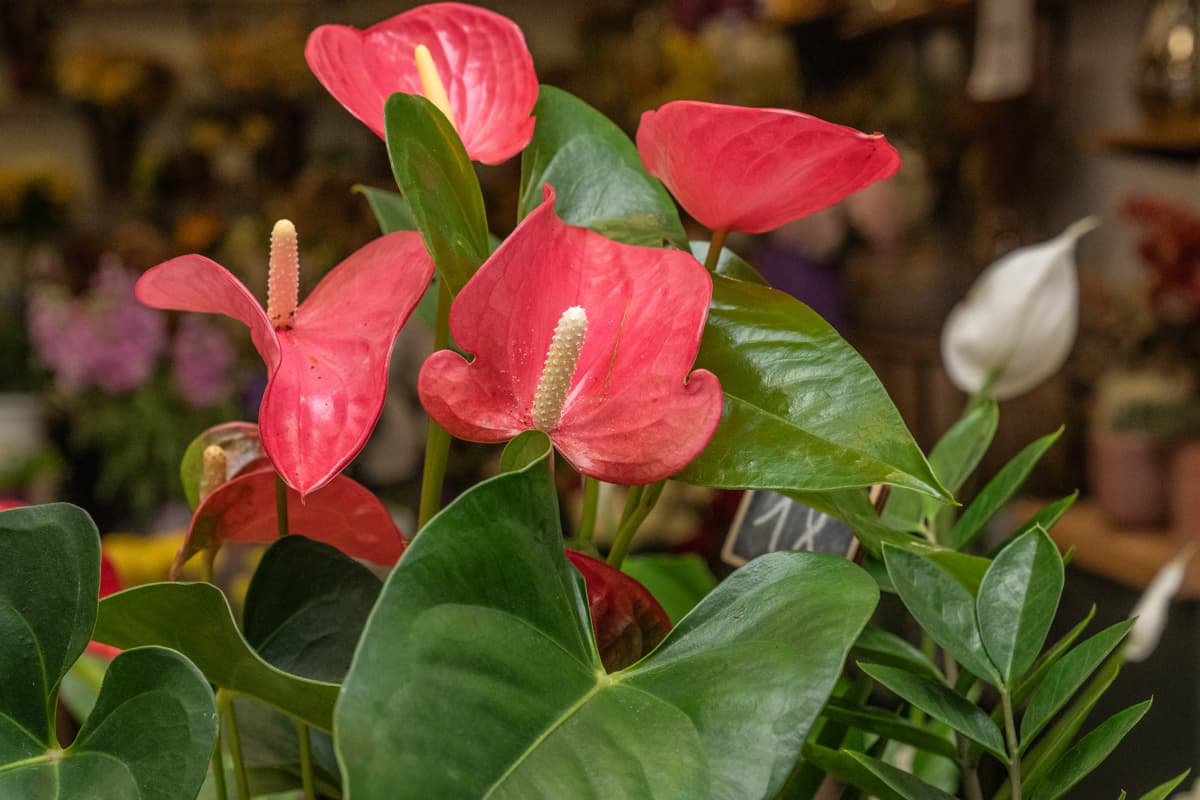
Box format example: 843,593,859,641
722,490,862,567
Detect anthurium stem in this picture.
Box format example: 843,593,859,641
275,474,289,538
418,278,454,531
704,229,728,271
606,481,665,568
210,727,228,800
578,477,600,543
217,691,251,800
1001,688,1023,800
297,720,316,800
202,547,216,584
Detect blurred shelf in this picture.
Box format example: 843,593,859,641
1015,498,1200,598
1092,116,1200,161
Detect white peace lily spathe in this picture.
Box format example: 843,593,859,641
941,217,1099,400
1126,545,1195,662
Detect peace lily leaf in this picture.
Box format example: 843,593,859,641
336,448,878,799
244,536,383,683
942,218,1097,400
882,397,997,531
952,427,1064,551
355,184,416,233
1027,700,1151,800
680,275,947,500
0,503,97,758
884,545,1000,684
1138,769,1191,800
820,698,958,760
566,550,670,672
179,421,264,509
174,464,404,575
94,583,339,730
637,101,900,235
852,626,943,681
0,647,217,800
859,663,1007,760
690,242,767,284
976,528,1064,684
307,4,538,165
1021,619,1134,746
802,743,957,800
384,92,490,296
519,85,688,249
621,553,717,625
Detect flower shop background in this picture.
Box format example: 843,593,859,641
1,0,1199,796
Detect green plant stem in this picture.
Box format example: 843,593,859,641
296,719,316,800
943,656,984,800
606,481,665,569
275,474,289,538
417,279,453,532
577,477,600,543
1001,688,1023,800
202,547,216,584
217,691,251,800
705,229,728,271
210,726,229,800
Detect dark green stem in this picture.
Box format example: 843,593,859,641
944,655,985,800
202,547,216,584
1002,688,1023,800
210,726,228,800
577,477,600,543
605,481,665,569
704,229,728,271
275,474,289,538
418,279,453,532
217,692,250,800
296,720,316,800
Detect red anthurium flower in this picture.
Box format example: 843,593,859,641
419,185,723,485
172,461,405,578
305,3,537,165
636,100,901,235
137,221,434,496
567,550,670,672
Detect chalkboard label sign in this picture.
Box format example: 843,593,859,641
722,490,868,567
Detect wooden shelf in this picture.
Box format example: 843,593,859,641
1092,117,1200,160
1014,499,1200,599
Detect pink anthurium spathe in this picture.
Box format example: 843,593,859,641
172,461,406,577
418,185,723,485
305,3,537,165
137,222,434,496
636,100,901,235
567,550,670,673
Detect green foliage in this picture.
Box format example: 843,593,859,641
620,553,717,625
802,744,958,800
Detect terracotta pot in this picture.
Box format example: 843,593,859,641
1090,429,1172,528
1171,439,1200,540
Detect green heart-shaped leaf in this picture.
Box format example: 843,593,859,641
384,93,489,296
336,447,878,799
519,86,688,249
680,275,948,502
94,582,338,730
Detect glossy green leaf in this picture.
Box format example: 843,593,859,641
620,553,717,625
519,85,688,248
951,427,1064,550
882,397,997,531
884,545,1000,684
1013,605,1095,707
0,647,217,800
852,626,943,681
689,242,767,284
0,503,98,757
859,663,1007,760
355,184,416,233
1028,700,1151,800
681,275,948,501
802,743,958,800
243,536,382,683
992,491,1079,559
336,448,878,799
384,93,489,296
499,429,553,474
1021,619,1134,746
977,528,1064,684
1138,769,1192,800
821,698,958,759
178,421,263,509
231,697,341,798
94,583,339,730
